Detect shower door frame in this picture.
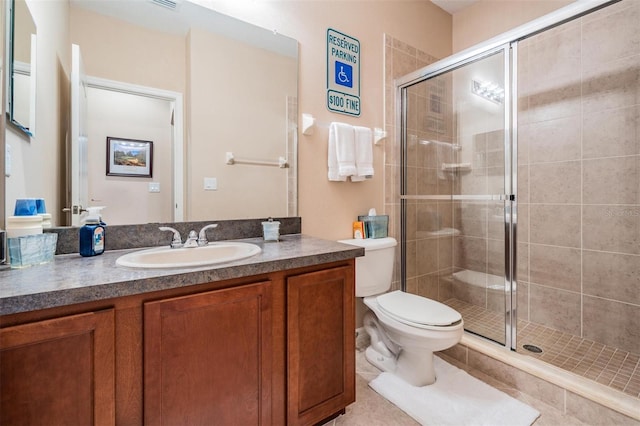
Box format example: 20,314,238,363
395,0,620,351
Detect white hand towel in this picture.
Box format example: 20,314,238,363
328,122,356,181
352,126,373,181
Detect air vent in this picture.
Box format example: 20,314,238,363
150,0,178,10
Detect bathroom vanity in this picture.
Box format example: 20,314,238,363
0,233,363,425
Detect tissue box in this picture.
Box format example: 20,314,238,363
357,215,389,238
8,233,58,268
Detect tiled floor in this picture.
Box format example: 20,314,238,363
326,349,586,425
445,299,640,399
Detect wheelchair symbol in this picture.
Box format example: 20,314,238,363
338,66,349,84
334,61,353,89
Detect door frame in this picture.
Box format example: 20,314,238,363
85,76,184,222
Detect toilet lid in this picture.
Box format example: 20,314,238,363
377,291,461,326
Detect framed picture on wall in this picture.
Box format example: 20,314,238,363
106,137,153,177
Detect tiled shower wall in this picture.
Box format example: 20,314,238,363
518,0,640,355
385,0,639,356
383,35,448,293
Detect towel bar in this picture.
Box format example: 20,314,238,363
301,113,387,144
225,152,289,168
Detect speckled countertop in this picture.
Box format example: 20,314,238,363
0,234,363,316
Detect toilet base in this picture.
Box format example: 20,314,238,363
365,345,397,373
366,344,437,387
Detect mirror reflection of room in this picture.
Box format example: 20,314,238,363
9,0,36,134
4,0,298,227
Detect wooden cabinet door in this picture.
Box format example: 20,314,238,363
144,281,272,425
0,309,116,426
287,265,355,425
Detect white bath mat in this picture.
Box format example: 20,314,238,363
369,356,540,426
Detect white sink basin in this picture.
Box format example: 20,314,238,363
116,242,262,269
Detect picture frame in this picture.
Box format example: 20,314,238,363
106,137,153,177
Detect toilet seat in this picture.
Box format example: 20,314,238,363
376,291,461,328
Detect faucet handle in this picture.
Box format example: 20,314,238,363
159,226,183,248
198,224,219,246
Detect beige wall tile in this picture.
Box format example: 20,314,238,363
583,250,640,305
438,236,453,271
583,106,640,159
517,242,530,284
583,156,640,205
582,55,640,113
454,235,487,272
530,244,581,292
405,203,418,240
467,348,565,411
416,167,439,196
524,115,582,163
439,343,467,364
529,284,581,335
583,296,640,354
516,203,529,244
526,84,581,124
530,204,581,247
581,0,640,68
530,161,581,204
525,23,581,94
565,390,639,426
458,201,488,238
517,280,530,322
583,205,640,254
416,238,438,275
416,273,439,300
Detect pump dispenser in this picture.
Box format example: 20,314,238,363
79,207,106,257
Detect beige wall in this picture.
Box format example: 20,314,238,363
196,1,452,240
187,27,295,220
5,0,69,224
452,0,573,52
69,7,186,95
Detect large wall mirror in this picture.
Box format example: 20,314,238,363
3,0,298,227
6,0,36,137
69,0,298,226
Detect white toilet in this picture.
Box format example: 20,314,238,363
339,237,463,386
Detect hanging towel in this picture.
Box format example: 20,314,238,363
328,122,355,181
352,126,374,182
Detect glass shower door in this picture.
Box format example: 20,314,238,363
400,46,516,348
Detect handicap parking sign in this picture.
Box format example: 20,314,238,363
327,28,360,116
334,61,353,88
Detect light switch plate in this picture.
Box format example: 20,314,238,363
204,177,217,191
148,182,161,193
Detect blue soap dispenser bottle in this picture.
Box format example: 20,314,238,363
79,206,106,257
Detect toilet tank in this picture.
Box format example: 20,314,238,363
338,237,397,297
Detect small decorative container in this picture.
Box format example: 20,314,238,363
8,233,58,269
262,218,280,242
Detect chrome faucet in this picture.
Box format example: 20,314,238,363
159,226,183,248
197,224,218,246
159,224,218,248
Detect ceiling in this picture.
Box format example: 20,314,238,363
431,0,479,14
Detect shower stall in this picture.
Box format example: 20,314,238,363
396,0,639,401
